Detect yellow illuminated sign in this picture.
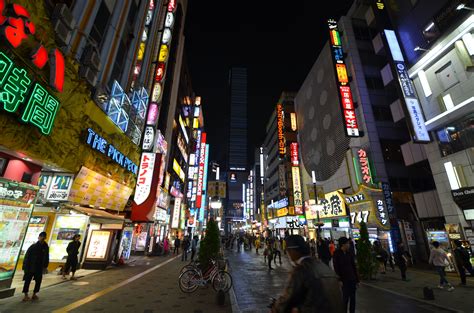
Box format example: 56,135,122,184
193,118,199,129
276,207,288,217
277,104,286,157
290,113,297,131
158,45,169,62
137,43,146,61
336,64,348,84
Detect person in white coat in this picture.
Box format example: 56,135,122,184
429,241,454,291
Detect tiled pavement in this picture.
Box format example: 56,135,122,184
0,254,232,313
225,248,470,313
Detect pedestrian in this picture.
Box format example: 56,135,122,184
237,235,243,252
333,236,359,313
282,237,287,255
181,236,190,261
255,236,260,255
329,240,336,257
190,236,198,261
394,242,410,281
429,241,454,291
317,238,331,266
271,235,343,312
453,240,474,285
62,234,81,280
22,232,49,302
163,237,170,255
267,240,274,270
273,238,282,265
373,240,388,274
309,239,316,257
173,235,181,254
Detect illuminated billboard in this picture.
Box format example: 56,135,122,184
328,19,360,137
277,104,286,158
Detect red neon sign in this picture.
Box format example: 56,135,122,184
168,0,176,12
357,149,373,184
0,0,65,93
290,142,299,166
154,62,166,82
196,132,207,208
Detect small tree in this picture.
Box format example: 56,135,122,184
356,221,376,280
198,218,220,269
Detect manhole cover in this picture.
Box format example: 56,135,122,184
72,281,90,286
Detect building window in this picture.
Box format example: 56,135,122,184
89,1,112,49
365,76,384,90
380,139,404,162
373,106,393,121
436,114,474,157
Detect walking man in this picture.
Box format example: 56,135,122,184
273,238,282,265
271,235,343,312
62,234,81,280
453,240,474,285
394,242,410,281
190,236,199,261
173,235,181,254
429,241,454,291
333,237,359,313
22,232,49,301
181,236,190,261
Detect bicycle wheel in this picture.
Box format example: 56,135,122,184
179,269,200,293
180,264,197,275
212,270,233,292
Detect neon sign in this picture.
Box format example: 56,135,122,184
292,166,303,215
357,148,373,185
290,112,297,131
0,52,60,135
290,142,299,166
85,128,138,174
328,18,360,137
196,132,207,208
0,0,64,92
277,104,286,158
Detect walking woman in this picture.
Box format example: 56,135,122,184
62,234,81,280
429,241,454,291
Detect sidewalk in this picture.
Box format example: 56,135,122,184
362,267,474,313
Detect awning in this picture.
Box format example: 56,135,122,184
62,204,125,225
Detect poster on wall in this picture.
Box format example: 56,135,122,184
49,215,88,262
86,230,112,260
135,231,148,251
119,227,132,260
21,215,48,255
46,174,74,201
0,178,37,281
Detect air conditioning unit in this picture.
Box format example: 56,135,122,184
79,65,98,87
82,46,101,71
52,3,76,30
52,19,72,47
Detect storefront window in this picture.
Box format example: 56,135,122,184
436,114,474,157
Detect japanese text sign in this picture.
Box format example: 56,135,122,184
290,142,299,166
134,153,156,205
277,104,286,158
357,148,373,185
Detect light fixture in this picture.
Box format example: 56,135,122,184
414,46,430,52
442,94,455,110
457,4,474,11
424,22,435,32
444,161,461,190
418,70,432,97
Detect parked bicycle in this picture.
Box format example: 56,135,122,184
179,259,232,293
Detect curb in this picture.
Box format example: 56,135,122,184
361,282,463,313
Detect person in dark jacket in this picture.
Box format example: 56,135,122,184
394,242,410,281
22,231,49,301
333,236,359,313
317,238,332,266
453,240,474,285
181,236,190,261
62,234,81,280
173,236,181,255
272,235,343,313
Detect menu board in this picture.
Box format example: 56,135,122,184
86,230,112,260
68,167,132,211
49,215,88,262
21,215,48,255
0,178,37,281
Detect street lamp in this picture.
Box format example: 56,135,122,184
457,4,474,11
209,196,222,221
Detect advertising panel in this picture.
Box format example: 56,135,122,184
290,142,299,166
46,174,74,201
196,132,207,208
384,29,430,143
85,230,112,260
68,167,133,211
277,104,286,158
134,153,156,205
49,214,88,262
118,227,133,260
328,19,360,137
21,215,48,255
318,190,347,219
171,197,181,228
290,113,297,131
291,167,303,214
356,148,374,185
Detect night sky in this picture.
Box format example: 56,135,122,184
185,0,354,167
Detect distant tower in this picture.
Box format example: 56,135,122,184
228,67,248,170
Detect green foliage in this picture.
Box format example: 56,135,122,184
356,222,376,280
198,219,220,268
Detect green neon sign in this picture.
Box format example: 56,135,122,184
0,51,60,135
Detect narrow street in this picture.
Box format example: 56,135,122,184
225,248,470,313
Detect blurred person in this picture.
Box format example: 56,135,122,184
429,241,454,291
373,240,388,275
453,240,474,286
273,238,282,265
272,235,343,313
62,234,81,280
317,238,331,266
190,236,199,261
333,237,359,313
22,232,49,302
173,235,181,254
394,242,410,281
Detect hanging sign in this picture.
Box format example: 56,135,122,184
290,142,299,166
328,19,360,137
196,132,207,208
142,126,155,151
134,153,156,205
357,148,374,185
277,104,286,158
291,166,303,214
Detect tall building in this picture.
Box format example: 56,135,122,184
295,1,437,260
228,67,248,171
383,1,474,251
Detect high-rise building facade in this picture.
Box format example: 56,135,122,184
228,67,248,171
